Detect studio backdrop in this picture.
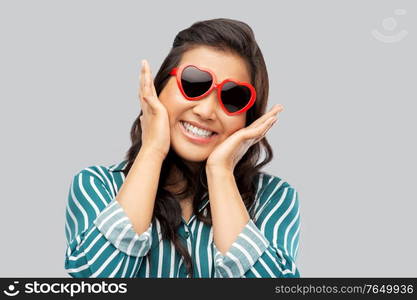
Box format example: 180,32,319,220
0,0,416,277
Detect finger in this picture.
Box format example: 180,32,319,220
143,60,157,108
244,116,275,140
145,60,158,97
141,60,145,86
140,60,146,99
139,60,148,109
138,60,148,114
262,116,276,133
249,114,277,138
263,117,277,135
141,59,151,108
259,105,283,124
253,117,276,143
250,104,283,128
139,114,146,130
259,116,276,138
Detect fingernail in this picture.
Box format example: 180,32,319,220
141,60,146,67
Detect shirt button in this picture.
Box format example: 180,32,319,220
184,231,190,239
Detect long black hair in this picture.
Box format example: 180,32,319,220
122,18,273,277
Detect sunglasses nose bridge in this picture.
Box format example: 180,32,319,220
192,86,222,116
207,80,222,100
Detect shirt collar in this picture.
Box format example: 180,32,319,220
108,160,209,213
197,193,209,213
108,160,129,172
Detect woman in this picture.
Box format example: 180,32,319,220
64,18,300,278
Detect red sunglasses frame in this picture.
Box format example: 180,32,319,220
169,64,256,116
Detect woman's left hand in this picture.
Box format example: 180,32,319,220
206,104,284,172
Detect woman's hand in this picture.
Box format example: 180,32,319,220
206,104,284,172
138,59,171,159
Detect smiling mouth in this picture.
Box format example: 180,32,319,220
180,121,218,138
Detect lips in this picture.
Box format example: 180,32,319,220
179,121,218,144
181,120,218,134
180,121,216,137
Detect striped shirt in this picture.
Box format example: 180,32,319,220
64,160,301,278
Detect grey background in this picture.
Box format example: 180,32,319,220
0,0,415,277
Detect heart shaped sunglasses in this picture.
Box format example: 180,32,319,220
169,65,256,116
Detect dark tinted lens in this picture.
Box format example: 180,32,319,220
181,66,213,98
221,82,252,113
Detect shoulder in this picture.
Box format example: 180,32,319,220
71,160,128,183
69,160,128,198
254,171,298,201
67,160,129,209
251,171,300,220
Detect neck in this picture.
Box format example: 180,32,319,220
164,160,203,198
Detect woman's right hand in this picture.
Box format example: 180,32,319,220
138,59,171,159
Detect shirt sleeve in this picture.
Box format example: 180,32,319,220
64,168,152,278
213,179,300,278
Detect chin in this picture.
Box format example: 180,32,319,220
175,150,209,162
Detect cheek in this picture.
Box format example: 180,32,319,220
222,118,246,137
159,87,184,124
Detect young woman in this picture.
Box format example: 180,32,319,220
64,18,301,278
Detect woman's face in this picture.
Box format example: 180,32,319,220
158,46,251,162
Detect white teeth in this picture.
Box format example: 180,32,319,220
182,121,214,137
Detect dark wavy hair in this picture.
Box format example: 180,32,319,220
121,18,273,277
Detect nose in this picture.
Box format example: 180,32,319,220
191,90,219,120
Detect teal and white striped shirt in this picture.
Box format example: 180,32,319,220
64,160,301,278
